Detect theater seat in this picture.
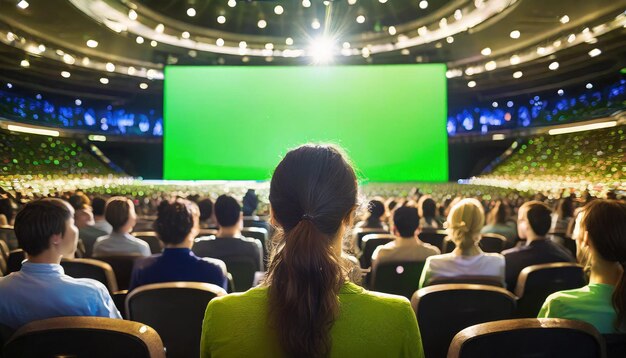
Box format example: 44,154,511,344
514,262,586,318
411,283,516,358
418,229,448,252
478,233,508,253
6,249,25,274
242,227,269,266
352,228,388,254
132,231,164,254
0,239,9,261
370,260,425,299
603,333,626,358
2,316,165,358
95,255,143,291
221,255,259,292
448,318,605,358
359,234,394,269
425,275,505,287
126,282,226,358
60,258,119,292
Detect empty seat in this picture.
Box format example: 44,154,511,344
132,231,164,254
95,255,143,291
448,318,605,358
478,233,508,253
6,249,25,274
418,229,448,252
221,255,259,292
425,275,504,287
370,260,425,299
515,262,586,318
126,282,226,358
2,316,165,358
411,283,516,358
359,234,394,269
60,258,119,292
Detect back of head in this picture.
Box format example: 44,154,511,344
68,192,91,211
155,199,199,245
447,198,485,252
367,200,385,222
242,189,258,216
214,195,241,228
105,196,133,232
92,197,107,217
487,201,508,225
580,200,626,330
556,197,574,220
520,201,552,236
14,198,73,256
267,144,357,357
393,206,420,238
197,198,213,222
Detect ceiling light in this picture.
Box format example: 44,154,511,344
181,31,190,39
86,39,98,48
417,26,428,36
239,41,247,49
536,47,546,55
150,40,157,47
548,61,559,70
139,83,148,90
444,36,453,44
303,0,312,7
347,0,356,4
265,43,274,50
586,83,593,89
100,78,109,84
38,44,46,52
62,54,75,64
379,0,387,3
356,15,365,23
75,99,82,106
454,9,462,20
286,37,294,45
147,69,157,79
6,83,12,88
567,34,576,43
187,8,196,17
82,57,90,65
242,56,250,63
510,30,520,39
61,71,70,78
274,5,284,15
105,62,115,72
362,47,370,58
228,0,236,7
155,24,164,33
485,61,497,71
312,19,321,29
509,55,520,65
127,66,136,75
513,71,523,78
309,37,335,64
507,101,514,108
559,15,569,24
343,42,350,49
388,26,396,35
17,0,29,9
419,1,428,9
128,9,137,21
467,81,476,88
216,38,224,46
20,59,30,67
401,49,410,55
481,47,491,56
217,15,226,24
492,102,498,108
465,68,475,76
136,36,144,44
557,89,564,96
439,18,447,28
258,19,267,28
588,48,601,57
553,40,562,47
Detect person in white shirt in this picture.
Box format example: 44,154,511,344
0,198,121,330
419,198,505,288
372,206,440,268
93,197,150,257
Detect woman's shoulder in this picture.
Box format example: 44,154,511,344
340,282,411,312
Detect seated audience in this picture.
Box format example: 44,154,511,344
68,192,107,258
419,198,505,288
551,196,575,233
502,201,574,291
538,200,626,334
0,198,120,329
481,200,517,246
92,197,150,257
418,196,442,230
356,199,389,231
200,144,423,357
198,198,218,230
193,194,263,271
91,196,113,234
128,199,227,291
372,206,440,267
242,188,272,233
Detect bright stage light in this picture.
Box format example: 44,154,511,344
309,37,335,64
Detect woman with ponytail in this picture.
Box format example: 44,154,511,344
538,200,626,333
201,144,424,358
418,198,505,288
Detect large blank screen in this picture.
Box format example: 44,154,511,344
164,65,448,181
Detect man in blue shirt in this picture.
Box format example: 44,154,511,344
0,198,121,330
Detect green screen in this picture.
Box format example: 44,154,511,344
164,65,448,181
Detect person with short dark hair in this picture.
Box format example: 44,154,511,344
128,199,228,291
418,197,442,230
503,200,574,291
91,196,113,234
372,206,440,267
68,193,107,257
92,197,150,257
0,198,121,329
198,198,218,230
193,194,263,272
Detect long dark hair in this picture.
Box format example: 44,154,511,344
581,200,626,330
265,144,357,357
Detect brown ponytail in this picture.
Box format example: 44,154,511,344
265,144,357,357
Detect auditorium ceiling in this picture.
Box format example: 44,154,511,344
0,0,625,103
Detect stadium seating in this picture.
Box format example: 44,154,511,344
478,233,508,253
60,258,119,292
352,228,388,253
132,232,164,255
418,229,447,252
94,255,143,291
359,234,394,269
370,261,425,299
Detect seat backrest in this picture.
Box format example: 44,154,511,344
370,261,426,299
0,225,18,250
6,249,25,274
359,235,394,269
197,229,218,237
443,239,456,253
221,255,259,292
426,275,505,287
515,262,586,317
241,227,269,265
603,333,626,358
0,239,9,261
60,258,119,292
3,316,165,358
448,318,605,358
126,282,226,358
133,231,164,254
95,255,143,291
352,228,388,252
418,230,448,252
411,283,516,358
478,233,508,253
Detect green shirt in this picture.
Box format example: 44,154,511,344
538,283,618,334
201,281,424,358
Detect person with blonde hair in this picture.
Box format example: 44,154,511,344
419,198,505,288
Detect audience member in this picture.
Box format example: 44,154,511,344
129,199,227,291
502,201,574,291
538,200,626,333
92,197,150,257
551,196,575,233
372,206,440,267
481,200,517,246
418,196,442,230
0,195,14,226
68,192,107,257
0,198,120,329
91,196,113,234
200,144,424,357
198,198,218,230
419,198,505,288
242,189,259,217
356,199,389,231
